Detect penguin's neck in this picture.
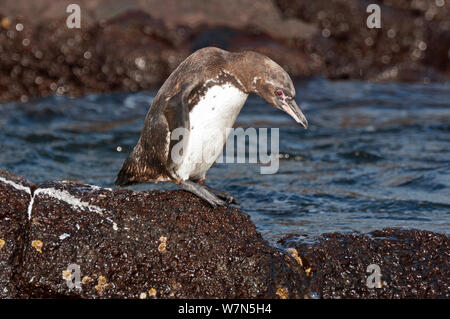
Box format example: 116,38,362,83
228,51,267,95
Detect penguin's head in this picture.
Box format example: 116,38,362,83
252,57,308,129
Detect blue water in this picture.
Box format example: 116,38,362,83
1,78,449,243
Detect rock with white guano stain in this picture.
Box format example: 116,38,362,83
0,169,309,298
0,170,31,298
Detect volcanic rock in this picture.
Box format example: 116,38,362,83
0,170,309,298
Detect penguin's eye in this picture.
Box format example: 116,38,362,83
276,90,283,96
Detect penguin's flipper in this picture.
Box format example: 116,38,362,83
163,81,201,174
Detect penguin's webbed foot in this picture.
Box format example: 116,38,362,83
179,180,226,208
203,186,240,205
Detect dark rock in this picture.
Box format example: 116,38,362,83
0,11,187,103
1,0,449,102
278,228,450,299
0,0,317,103
0,170,31,298
0,172,309,298
1,170,449,299
275,0,450,82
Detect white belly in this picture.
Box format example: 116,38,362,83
175,84,248,180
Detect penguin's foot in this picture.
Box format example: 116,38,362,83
179,180,226,208
203,186,240,205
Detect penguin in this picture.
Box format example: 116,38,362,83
115,47,308,207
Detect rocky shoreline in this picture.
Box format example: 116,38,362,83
0,169,448,299
1,0,449,103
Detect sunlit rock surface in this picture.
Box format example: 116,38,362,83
0,171,31,298
279,228,450,299
1,169,449,299
0,170,309,298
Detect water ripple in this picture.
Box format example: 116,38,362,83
0,79,449,244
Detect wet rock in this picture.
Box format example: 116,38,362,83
275,0,450,82
1,170,448,298
0,0,317,103
1,0,449,102
278,228,450,299
0,170,31,298
0,12,186,103
0,173,309,298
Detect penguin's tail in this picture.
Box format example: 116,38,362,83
115,146,167,187
115,148,145,187
115,157,138,187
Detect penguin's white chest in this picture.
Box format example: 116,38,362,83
175,83,248,180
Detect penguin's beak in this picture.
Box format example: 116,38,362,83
282,99,308,129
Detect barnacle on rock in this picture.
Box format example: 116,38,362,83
158,236,167,253
148,288,157,297
94,275,110,293
305,268,312,276
82,276,92,284
62,269,72,281
276,287,288,299
31,240,43,253
286,248,303,267
98,276,107,285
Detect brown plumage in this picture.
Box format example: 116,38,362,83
115,47,307,207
